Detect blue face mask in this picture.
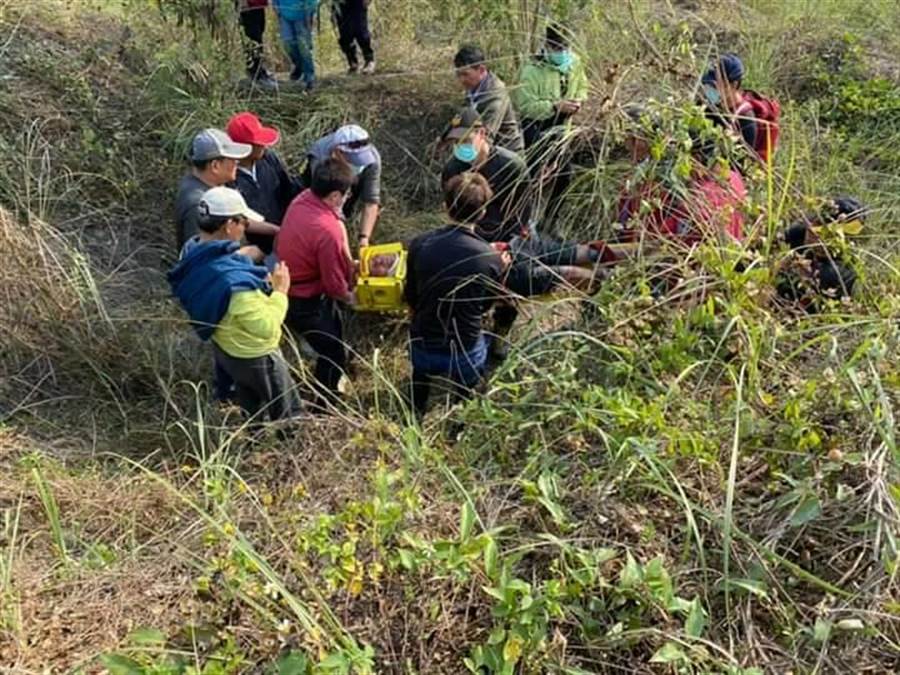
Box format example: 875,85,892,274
548,50,574,73
454,143,478,163
703,84,722,107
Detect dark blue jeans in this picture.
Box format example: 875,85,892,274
278,14,316,84
409,334,490,416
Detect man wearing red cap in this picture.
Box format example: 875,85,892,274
227,112,302,254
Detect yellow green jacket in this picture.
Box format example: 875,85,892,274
513,54,589,122
212,290,288,359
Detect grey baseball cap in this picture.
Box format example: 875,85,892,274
190,128,252,162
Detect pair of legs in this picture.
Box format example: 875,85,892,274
278,13,316,87
286,296,347,408
410,334,490,418
237,5,272,81
212,344,301,422
492,234,607,351
333,0,374,71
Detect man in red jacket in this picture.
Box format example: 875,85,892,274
276,159,356,407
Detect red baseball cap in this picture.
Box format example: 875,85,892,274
226,112,280,146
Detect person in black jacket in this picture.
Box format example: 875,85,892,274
226,112,302,253
404,173,507,417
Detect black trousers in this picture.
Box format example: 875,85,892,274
212,344,300,422
286,296,347,401
238,7,268,78
333,0,373,66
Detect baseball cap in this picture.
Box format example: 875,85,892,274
190,128,252,162
199,186,263,222
226,112,280,146
442,107,485,142
702,53,745,85
332,124,378,168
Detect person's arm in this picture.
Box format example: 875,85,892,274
317,230,355,303
247,220,281,237
479,92,509,144
568,55,589,103
513,63,556,121
233,261,291,341
357,162,382,246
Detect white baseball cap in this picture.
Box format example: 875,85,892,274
331,124,377,167
199,186,263,222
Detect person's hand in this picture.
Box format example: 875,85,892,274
500,250,513,269
238,245,265,262
270,261,291,295
556,100,581,116
358,234,370,249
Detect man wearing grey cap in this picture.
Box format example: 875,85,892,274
304,124,381,249
174,128,280,251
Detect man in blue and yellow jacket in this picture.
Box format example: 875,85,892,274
168,186,300,422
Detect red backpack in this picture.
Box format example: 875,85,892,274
736,91,781,165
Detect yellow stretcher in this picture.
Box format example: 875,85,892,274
354,242,408,312
353,242,637,313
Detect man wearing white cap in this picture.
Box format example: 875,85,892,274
174,128,280,252
305,124,381,248
168,186,300,423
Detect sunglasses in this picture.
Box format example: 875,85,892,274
342,139,370,150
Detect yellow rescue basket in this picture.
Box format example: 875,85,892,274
355,242,408,312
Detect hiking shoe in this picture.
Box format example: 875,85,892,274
347,63,360,74
489,338,510,363
361,60,376,75
254,74,279,92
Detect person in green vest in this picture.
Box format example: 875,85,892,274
513,23,589,148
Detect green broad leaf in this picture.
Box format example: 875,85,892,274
721,578,769,599
460,502,475,542
482,585,507,602
790,494,822,527
619,552,642,588
397,548,415,571
127,627,166,646
316,651,350,673
644,556,674,605
813,617,832,643
649,641,689,664
483,536,499,580
685,598,707,638
274,650,310,675
99,654,144,675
